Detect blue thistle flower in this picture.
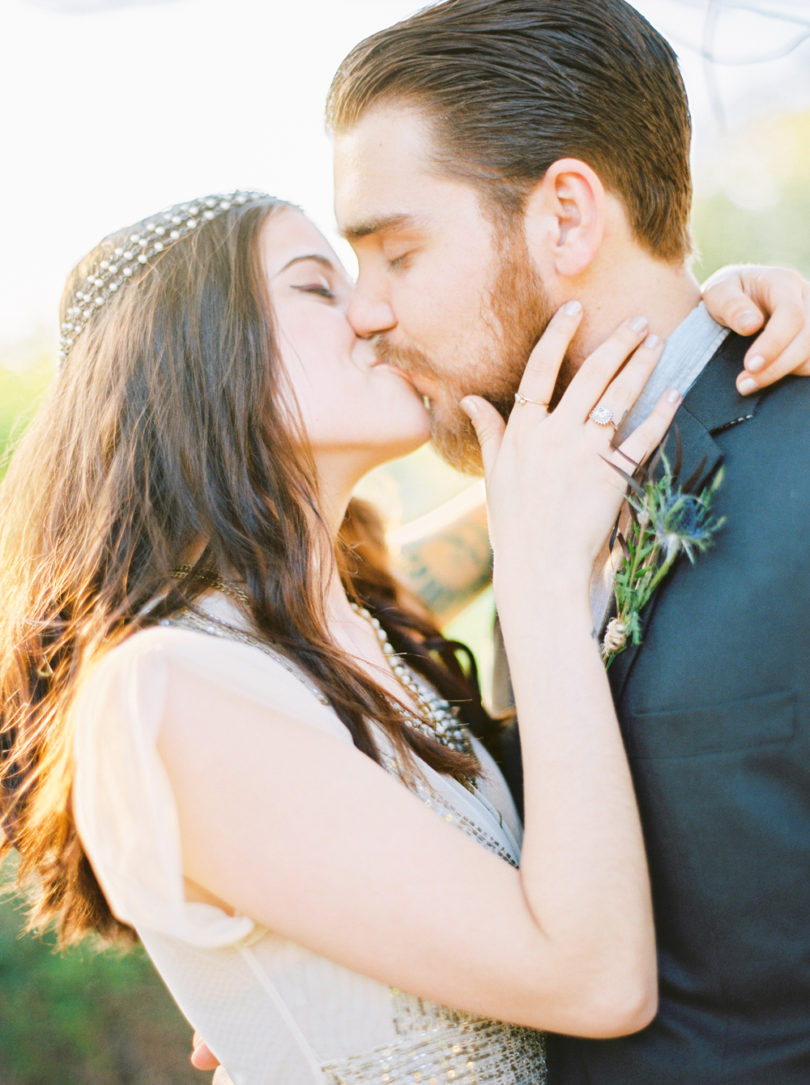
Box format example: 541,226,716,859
603,441,725,665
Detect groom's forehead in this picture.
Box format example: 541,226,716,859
333,106,439,218
332,105,491,243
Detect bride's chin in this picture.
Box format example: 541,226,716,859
384,429,431,461
410,413,433,450
367,425,431,468
387,401,433,449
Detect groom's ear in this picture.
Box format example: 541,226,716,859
523,158,605,279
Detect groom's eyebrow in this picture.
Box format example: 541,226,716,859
340,213,419,243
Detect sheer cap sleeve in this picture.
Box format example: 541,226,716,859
72,626,349,947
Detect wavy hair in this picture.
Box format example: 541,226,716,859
0,193,488,945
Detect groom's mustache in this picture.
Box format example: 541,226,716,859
372,335,439,382
371,330,520,424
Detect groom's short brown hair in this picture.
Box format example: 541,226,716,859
327,0,693,262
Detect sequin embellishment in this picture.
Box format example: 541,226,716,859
322,990,546,1083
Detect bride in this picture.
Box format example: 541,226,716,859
0,190,806,1084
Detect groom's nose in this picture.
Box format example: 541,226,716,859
347,277,396,339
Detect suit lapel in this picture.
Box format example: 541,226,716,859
609,333,763,704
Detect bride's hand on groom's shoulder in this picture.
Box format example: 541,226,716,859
461,303,681,594
702,264,810,390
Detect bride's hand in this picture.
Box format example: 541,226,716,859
461,302,681,589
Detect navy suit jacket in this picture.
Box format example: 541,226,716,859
547,333,810,1082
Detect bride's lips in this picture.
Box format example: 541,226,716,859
373,361,420,389
370,359,433,408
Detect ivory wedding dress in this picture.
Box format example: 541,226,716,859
73,593,547,1084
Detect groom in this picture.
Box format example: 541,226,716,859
325,0,810,1081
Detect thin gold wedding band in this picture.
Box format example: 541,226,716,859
515,392,549,408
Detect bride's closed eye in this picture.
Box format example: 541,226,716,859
291,283,336,301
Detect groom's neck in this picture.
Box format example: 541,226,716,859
566,253,702,373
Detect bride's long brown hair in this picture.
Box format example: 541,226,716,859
0,194,492,946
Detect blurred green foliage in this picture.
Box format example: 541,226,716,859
0,355,53,479
692,111,810,280
0,106,809,1084
0,870,199,1084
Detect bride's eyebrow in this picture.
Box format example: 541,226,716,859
277,254,336,275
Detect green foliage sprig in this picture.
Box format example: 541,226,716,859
602,433,726,667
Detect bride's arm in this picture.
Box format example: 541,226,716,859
161,650,654,1037
158,309,674,1038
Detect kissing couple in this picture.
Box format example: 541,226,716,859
2,1,810,1083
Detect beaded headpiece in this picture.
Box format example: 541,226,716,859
58,189,271,363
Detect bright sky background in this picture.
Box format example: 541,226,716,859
1,0,809,355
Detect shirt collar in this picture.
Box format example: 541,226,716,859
620,301,730,439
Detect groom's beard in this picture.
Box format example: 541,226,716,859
375,243,553,474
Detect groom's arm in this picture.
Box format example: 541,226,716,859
390,481,491,626
702,264,810,390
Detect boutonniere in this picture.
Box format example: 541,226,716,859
602,432,726,667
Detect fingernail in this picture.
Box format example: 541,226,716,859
738,376,757,395
667,389,682,404
746,354,766,373
630,315,649,333
460,396,479,418
644,333,661,350
563,299,582,316
738,309,759,332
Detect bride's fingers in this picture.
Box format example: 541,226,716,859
512,300,584,409
191,1039,220,1071
460,396,507,481
586,333,665,436
555,315,653,424
612,388,682,469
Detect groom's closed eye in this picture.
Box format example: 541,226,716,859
384,250,414,271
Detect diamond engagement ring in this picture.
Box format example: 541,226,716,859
515,392,549,408
589,404,617,427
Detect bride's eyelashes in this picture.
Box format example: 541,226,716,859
292,283,336,301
